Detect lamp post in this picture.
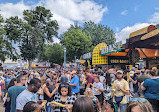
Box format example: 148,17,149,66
64,46,66,70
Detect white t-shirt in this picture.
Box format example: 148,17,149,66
16,89,38,111
92,82,104,95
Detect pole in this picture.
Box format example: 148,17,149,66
75,56,77,69
64,47,66,70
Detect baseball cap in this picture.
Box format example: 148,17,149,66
116,70,123,74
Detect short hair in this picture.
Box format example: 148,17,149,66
72,96,94,112
23,101,39,112
29,78,41,86
58,83,72,96
126,100,153,112
149,71,157,76
16,75,24,83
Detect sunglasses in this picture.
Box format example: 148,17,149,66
61,84,69,88
130,98,147,102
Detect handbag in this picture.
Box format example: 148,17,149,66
115,96,124,103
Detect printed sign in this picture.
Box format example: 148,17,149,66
108,56,129,65
101,41,122,56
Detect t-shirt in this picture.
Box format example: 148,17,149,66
70,76,79,93
92,82,104,95
16,90,38,111
7,85,26,112
112,79,130,104
143,78,159,100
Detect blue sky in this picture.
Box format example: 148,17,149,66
0,0,159,43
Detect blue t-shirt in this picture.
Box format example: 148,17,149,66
7,85,26,112
70,76,79,93
143,78,159,100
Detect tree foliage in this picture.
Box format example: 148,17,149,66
0,15,17,62
61,29,92,61
83,21,116,46
45,43,64,65
4,6,59,67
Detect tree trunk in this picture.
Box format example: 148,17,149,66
28,59,32,70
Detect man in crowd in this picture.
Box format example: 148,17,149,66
7,75,26,112
16,78,42,112
111,70,130,112
69,71,79,95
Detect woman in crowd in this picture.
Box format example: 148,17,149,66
103,100,118,112
72,96,94,112
84,88,101,112
126,98,153,112
92,76,103,106
43,78,58,112
141,70,159,112
103,72,113,101
52,83,77,112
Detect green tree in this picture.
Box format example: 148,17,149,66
61,29,92,61
0,15,17,62
45,43,64,65
4,6,59,69
83,21,116,47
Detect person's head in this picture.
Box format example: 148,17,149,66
34,73,40,79
130,71,135,78
116,70,123,79
84,88,94,98
23,101,42,112
108,69,114,74
134,70,140,77
41,77,46,85
95,76,100,83
28,78,41,93
126,98,153,112
7,78,16,90
103,100,118,112
46,78,53,87
16,75,26,85
149,70,158,77
58,83,72,96
8,73,12,78
72,96,94,112
141,69,145,74
71,71,77,77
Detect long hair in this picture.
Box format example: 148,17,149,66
126,100,153,112
105,73,111,86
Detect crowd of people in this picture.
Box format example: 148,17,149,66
0,66,158,112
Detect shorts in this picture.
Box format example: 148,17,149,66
95,94,102,103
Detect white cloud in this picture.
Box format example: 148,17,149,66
41,0,108,33
149,12,159,24
115,23,151,43
0,1,30,19
0,0,108,35
120,10,128,15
